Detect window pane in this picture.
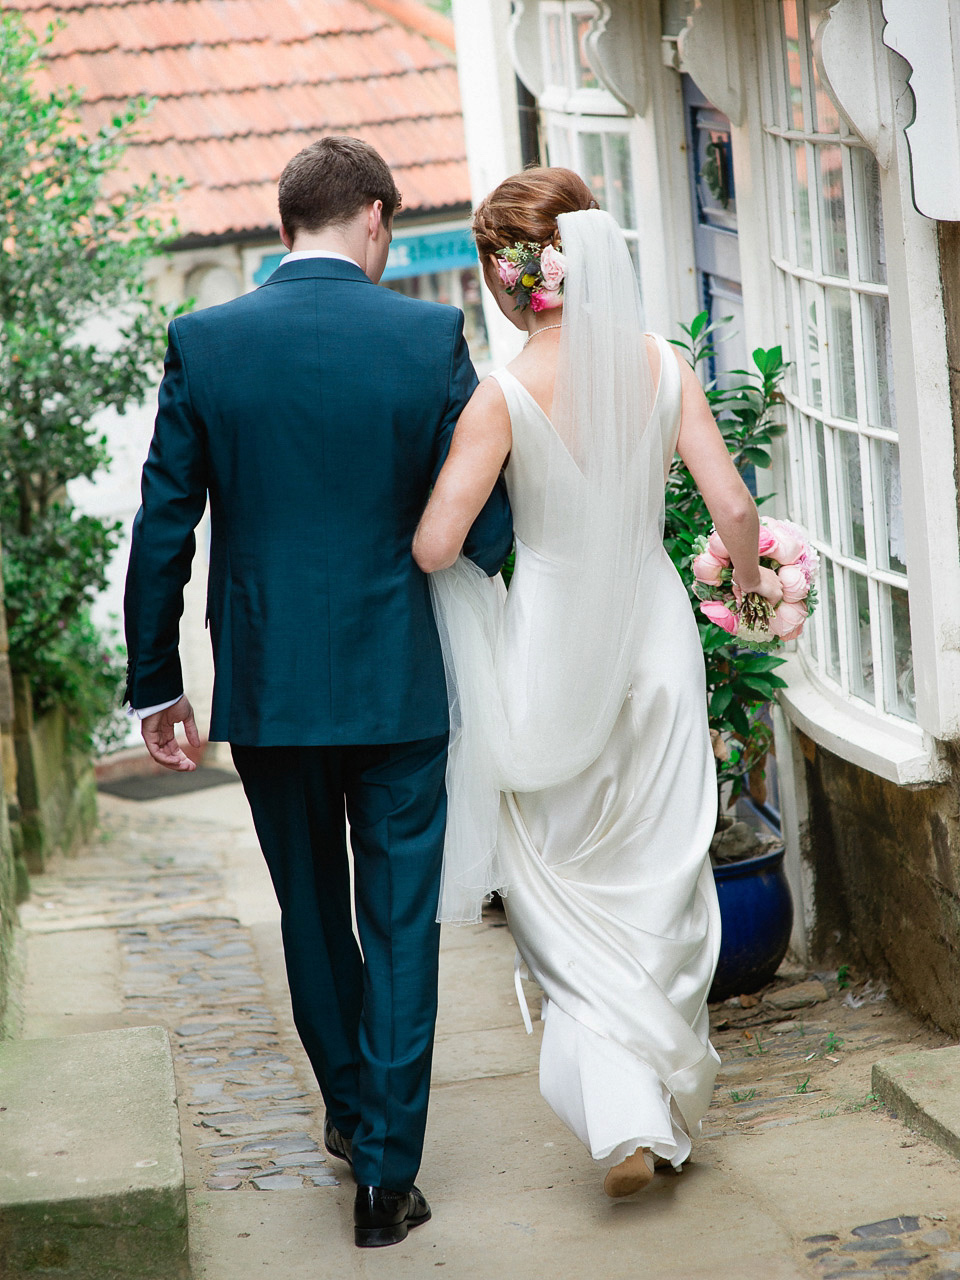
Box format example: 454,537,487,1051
807,606,819,660
764,1,787,130
606,132,636,229
544,13,567,89
817,145,847,276
821,559,841,682
813,417,830,540
546,122,573,169
580,132,606,208
825,286,857,420
802,279,822,408
696,114,737,231
874,440,907,574
846,570,874,701
574,15,600,89
792,143,813,269
862,292,896,431
781,1,805,130
625,236,641,280
836,429,866,560
808,20,841,134
850,147,886,284
886,585,916,720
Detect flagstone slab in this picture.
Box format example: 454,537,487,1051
0,1025,188,1279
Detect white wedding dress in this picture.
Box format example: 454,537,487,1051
430,210,721,1170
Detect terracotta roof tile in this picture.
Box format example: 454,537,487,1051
9,0,468,237
27,0,385,53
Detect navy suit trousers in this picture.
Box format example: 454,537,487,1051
231,734,448,1191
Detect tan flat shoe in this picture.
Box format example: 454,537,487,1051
603,1148,655,1198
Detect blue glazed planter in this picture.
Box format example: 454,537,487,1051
709,846,794,1002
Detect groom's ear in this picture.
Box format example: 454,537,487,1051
367,200,385,239
279,223,294,252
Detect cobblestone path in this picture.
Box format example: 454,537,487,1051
22,794,338,1196
120,918,338,1193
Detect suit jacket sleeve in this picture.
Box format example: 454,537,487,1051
433,314,514,576
123,319,209,707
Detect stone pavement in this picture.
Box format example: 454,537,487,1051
12,764,960,1280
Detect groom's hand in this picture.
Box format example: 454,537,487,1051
141,695,201,772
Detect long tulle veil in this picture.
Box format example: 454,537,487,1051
430,207,665,923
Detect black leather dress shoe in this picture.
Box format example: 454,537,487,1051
354,1184,431,1248
323,1116,353,1169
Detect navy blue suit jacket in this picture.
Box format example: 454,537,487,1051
123,257,513,745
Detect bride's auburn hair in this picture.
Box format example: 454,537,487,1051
472,167,599,258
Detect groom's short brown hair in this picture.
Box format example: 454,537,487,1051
278,136,401,235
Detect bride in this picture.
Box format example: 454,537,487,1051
413,168,782,1198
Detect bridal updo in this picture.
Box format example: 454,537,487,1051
472,167,598,258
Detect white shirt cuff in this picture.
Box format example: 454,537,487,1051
132,695,183,719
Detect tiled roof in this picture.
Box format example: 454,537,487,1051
8,0,467,239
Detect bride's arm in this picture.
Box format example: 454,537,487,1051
414,378,512,573
673,350,783,605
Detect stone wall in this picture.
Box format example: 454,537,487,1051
0,538,26,1038
801,738,960,1033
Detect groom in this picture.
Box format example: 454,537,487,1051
123,136,512,1247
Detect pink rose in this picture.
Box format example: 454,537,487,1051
707,529,730,563
758,525,778,557
768,599,808,641
496,258,520,288
765,519,805,565
692,550,727,586
777,563,809,603
530,287,562,312
700,601,738,635
539,244,567,291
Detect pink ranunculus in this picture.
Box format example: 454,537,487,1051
778,563,809,603
496,258,520,288
758,525,778,557
530,287,562,312
794,545,820,586
766,519,805,565
707,529,731,563
700,600,738,635
768,599,808,641
692,550,727,586
539,244,567,291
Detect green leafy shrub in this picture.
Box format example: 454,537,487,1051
0,13,177,747
665,312,790,803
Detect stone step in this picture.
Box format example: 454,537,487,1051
872,1044,960,1161
0,1025,189,1279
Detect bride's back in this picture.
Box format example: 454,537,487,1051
505,329,664,427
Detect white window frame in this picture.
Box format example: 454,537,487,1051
749,0,960,783
537,0,628,117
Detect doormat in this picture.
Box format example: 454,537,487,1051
98,766,240,802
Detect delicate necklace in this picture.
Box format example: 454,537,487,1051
524,323,563,347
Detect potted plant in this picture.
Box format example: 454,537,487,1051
665,313,794,1000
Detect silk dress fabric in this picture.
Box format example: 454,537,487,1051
488,333,721,1169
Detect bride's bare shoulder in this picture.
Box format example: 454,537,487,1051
460,374,512,438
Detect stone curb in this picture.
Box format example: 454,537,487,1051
872,1044,960,1162
0,1025,189,1279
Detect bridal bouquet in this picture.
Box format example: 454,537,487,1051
691,518,819,650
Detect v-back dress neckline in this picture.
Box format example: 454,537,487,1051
495,330,670,432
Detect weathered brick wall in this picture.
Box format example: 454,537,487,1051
802,739,960,1033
